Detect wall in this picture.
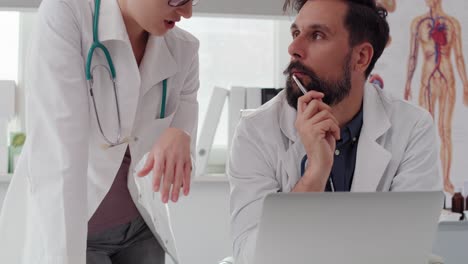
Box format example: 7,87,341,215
0,0,292,17
372,0,468,193
0,0,41,10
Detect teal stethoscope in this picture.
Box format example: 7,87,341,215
85,0,167,148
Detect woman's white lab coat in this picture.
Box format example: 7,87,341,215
0,0,199,263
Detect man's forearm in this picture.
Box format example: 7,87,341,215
292,170,327,192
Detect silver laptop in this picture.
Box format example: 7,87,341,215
254,191,444,264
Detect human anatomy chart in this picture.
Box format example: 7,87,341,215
372,0,468,193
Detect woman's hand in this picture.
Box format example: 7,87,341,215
138,127,192,203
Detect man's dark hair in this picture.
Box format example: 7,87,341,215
283,0,390,78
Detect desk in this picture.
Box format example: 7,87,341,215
433,221,468,264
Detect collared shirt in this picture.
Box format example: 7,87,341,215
301,107,363,192
328,107,363,191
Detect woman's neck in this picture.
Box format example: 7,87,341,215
118,0,149,66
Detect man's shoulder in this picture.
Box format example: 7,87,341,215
237,90,286,133
375,86,433,128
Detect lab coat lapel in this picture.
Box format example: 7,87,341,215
88,0,128,42
279,93,299,143
140,35,178,96
279,94,306,188
352,84,392,192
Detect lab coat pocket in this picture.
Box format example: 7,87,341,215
137,112,175,154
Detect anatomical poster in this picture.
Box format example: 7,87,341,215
372,0,468,193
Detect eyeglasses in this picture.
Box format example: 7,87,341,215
168,0,199,7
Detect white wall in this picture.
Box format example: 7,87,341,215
0,0,40,10
194,0,290,17
0,0,293,17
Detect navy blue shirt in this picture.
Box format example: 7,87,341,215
301,108,363,192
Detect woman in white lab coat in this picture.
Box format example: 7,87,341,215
0,0,199,263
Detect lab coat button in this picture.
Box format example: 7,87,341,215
165,239,169,244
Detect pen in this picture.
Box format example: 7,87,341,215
292,75,308,95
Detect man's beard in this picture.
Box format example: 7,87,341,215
283,53,352,109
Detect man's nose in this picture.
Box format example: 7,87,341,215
288,37,305,60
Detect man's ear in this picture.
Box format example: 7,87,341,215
353,42,374,75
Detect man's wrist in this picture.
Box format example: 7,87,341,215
293,174,326,192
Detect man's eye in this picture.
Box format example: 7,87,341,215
292,30,300,38
311,32,325,40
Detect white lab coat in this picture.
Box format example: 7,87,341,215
228,83,443,264
0,0,199,263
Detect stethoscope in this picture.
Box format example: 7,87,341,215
85,0,167,148
300,155,336,192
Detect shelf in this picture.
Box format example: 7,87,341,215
439,220,468,226
0,174,227,184
0,174,12,183
194,174,229,183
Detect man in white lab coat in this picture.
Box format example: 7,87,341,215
228,0,443,263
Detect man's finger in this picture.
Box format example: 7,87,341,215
297,90,325,110
302,100,332,120
323,119,341,140
308,110,339,128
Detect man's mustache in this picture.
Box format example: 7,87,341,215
283,61,316,78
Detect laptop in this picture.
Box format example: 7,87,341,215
254,191,444,264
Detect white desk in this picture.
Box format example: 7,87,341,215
433,221,468,264
0,177,467,264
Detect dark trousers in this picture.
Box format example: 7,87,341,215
87,216,165,264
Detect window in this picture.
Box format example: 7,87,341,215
178,17,291,174
0,12,20,137
0,12,20,82
178,17,276,145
